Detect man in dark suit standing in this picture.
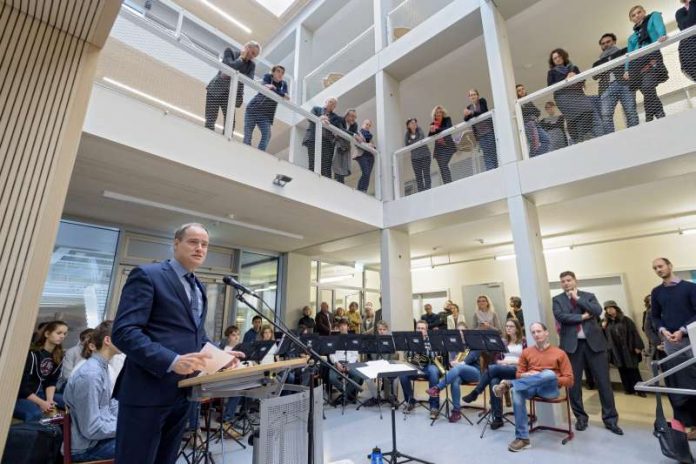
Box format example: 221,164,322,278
112,223,241,464
552,270,622,436
315,301,332,335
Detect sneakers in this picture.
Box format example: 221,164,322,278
508,438,531,452
490,418,504,430
403,402,416,414
448,409,462,423
493,380,511,398
430,409,438,420
462,391,479,404
426,386,441,398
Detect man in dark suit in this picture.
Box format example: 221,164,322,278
302,97,341,177
552,270,622,435
112,223,242,464
315,301,332,335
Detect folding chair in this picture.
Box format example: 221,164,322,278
61,410,114,464
528,386,574,444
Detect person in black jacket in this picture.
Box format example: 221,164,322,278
332,108,363,184
303,97,343,177
547,48,603,143
404,118,431,192
14,320,68,421
297,306,316,332
677,0,696,81
463,90,498,170
601,301,646,396
428,105,457,184
205,41,260,132
243,65,289,152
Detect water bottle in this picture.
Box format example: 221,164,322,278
370,447,384,464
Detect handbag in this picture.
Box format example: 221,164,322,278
653,362,694,463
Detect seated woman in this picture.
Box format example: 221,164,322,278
462,319,526,429
258,324,278,365
426,350,481,423
14,320,68,422
64,321,119,462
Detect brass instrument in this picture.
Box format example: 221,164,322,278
453,349,470,364
433,355,446,375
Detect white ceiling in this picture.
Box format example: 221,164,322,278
65,134,379,252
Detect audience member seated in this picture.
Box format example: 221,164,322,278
428,105,456,184
329,319,364,404
363,320,396,406
399,321,442,419
677,0,696,82
404,118,432,192
593,33,638,134
258,325,278,365
426,350,480,423
506,296,525,329
492,322,573,453
71,332,125,395
243,315,262,343
298,306,316,333
462,319,527,429
627,5,668,122
303,97,342,177
315,301,333,335
539,101,568,150
463,89,498,170
355,119,375,192
473,295,502,331
420,304,440,329
220,325,243,436
64,321,119,462
446,303,467,329
547,48,603,143
205,41,260,131
14,320,68,422
346,301,363,334
243,64,289,152
59,328,94,391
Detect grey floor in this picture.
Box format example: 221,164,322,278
177,389,695,464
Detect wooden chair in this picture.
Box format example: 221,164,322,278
528,386,574,445
61,410,114,464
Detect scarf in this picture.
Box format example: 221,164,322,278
599,45,620,61
634,12,654,47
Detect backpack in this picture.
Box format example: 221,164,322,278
1,422,63,464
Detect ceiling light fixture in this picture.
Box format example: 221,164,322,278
102,190,304,240
679,228,696,235
543,246,572,255
200,0,252,34
102,77,243,138
320,274,354,284
494,253,516,261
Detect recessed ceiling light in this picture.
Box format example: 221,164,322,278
200,0,252,34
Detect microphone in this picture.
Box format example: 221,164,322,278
222,275,255,295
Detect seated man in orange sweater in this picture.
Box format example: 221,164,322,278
493,321,574,453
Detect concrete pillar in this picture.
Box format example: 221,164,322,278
379,229,412,331
279,253,312,330
292,25,313,104
373,0,390,52
375,71,402,201
480,0,523,165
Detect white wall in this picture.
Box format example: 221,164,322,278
411,232,696,323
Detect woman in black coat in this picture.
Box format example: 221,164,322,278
463,89,497,170
428,105,456,185
602,301,646,396
677,0,696,81
404,118,432,192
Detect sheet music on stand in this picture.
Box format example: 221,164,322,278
353,360,418,380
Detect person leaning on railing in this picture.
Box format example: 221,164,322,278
626,5,668,122
516,84,549,157
354,119,375,193
205,41,260,131
463,89,498,170
243,65,289,152
332,109,363,184
404,118,432,192
676,0,696,82
303,97,343,177
428,105,456,184
547,48,603,144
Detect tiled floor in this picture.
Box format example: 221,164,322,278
177,385,694,464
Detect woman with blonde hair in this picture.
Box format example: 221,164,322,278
427,105,456,185
473,295,501,331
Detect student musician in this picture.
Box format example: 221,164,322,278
399,321,441,419
329,319,364,404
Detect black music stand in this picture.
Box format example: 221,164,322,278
426,331,471,426
461,330,512,437
332,335,366,414
392,332,432,412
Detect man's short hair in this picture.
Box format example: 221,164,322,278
376,320,389,330
559,270,576,280
599,33,617,44
337,318,349,326
654,257,672,266
271,64,285,73
416,320,428,329
530,321,547,331
224,325,240,337
174,223,208,241
91,320,114,351
252,315,262,322
245,40,262,53
515,84,524,89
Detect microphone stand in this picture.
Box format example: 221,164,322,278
229,287,361,464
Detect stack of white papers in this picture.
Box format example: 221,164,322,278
199,342,234,375
356,360,416,379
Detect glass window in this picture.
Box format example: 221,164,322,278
319,262,362,287
38,220,119,347
309,286,317,314
365,291,381,312
236,251,279,334
311,260,318,283
335,288,361,312
365,269,380,290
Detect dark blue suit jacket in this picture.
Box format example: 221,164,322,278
112,260,208,406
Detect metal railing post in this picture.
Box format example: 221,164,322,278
514,105,530,160
392,152,401,199
314,122,323,175
224,72,238,139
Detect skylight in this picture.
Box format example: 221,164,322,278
253,0,296,17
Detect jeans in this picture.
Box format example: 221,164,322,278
511,369,559,439
411,155,431,192
72,438,116,462
638,70,666,121
478,131,498,171
471,364,517,419
355,153,374,192
329,369,364,400
400,364,440,409
243,112,272,151
437,363,480,410
600,81,639,134
223,396,241,422
13,390,64,422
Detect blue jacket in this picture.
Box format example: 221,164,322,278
112,260,208,406
246,73,288,123
628,12,667,52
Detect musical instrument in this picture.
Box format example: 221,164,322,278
453,349,470,364
433,356,446,375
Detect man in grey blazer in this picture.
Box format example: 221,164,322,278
552,271,622,435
